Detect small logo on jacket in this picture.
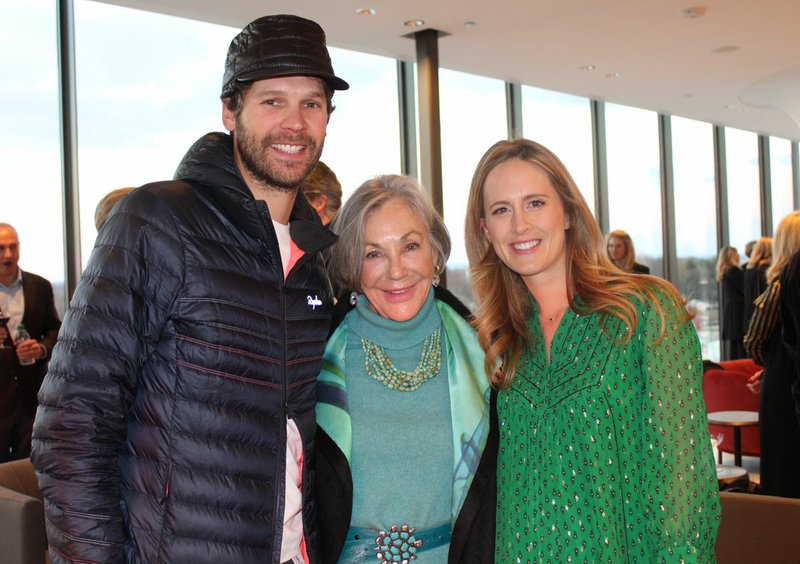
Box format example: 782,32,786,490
307,295,323,309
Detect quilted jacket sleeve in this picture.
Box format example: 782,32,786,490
31,187,184,563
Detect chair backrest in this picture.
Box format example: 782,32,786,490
702,363,760,456
0,458,47,564
716,492,800,562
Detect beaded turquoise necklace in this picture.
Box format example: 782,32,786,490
361,327,442,391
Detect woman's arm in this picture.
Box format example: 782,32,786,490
639,287,721,562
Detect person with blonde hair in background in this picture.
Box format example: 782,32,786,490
743,235,772,333
465,138,719,562
94,187,134,231
716,245,745,360
605,228,650,274
302,160,342,226
744,211,800,498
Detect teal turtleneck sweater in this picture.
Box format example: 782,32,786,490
346,289,452,560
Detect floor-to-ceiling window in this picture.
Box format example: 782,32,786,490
725,128,761,251
323,47,402,201
605,103,663,276
73,2,402,271
672,116,719,359
770,136,795,231
439,68,507,309
521,85,595,213
1,0,66,314
74,0,233,266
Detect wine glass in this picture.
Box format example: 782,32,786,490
710,432,724,468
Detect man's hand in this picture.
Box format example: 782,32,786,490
15,338,44,363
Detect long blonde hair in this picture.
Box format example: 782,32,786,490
767,211,800,283
465,138,685,388
747,236,772,270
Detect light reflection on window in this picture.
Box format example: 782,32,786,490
672,117,719,360
725,127,761,250
521,85,595,213
1,0,66,314
770,137,794,232
605,103,663,276
439,69,507,309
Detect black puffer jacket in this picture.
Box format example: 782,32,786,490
32,132,336,563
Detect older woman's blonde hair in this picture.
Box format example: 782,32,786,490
465,138,684,387
328,174,450,295
767,211,800,283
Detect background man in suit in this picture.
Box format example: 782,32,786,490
0,222,61,461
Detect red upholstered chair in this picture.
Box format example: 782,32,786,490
702,359,761,458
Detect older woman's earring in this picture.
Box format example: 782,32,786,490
349,291,359,306
432,265,441,287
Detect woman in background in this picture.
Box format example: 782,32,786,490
744,211,800,498
316,175,496,563
716,245,745,359
743,236,772,334
605,229,650,274
465,138,719,563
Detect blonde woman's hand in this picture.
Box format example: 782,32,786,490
746,369,763,395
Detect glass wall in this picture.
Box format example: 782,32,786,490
74,0,234,265
0,0,66,314
725,128,761,251
770,137,795,231
521,85,595,212
605,103,663,276
439,68,507,309
323,47,402,200
671,117,719,360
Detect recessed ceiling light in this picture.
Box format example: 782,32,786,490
404,19,425,28
355,8,376,16
463,20,477,28
579,64,596,71
683,6,708,18
712,45,740,54
604,72,622,79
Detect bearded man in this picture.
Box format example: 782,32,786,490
31,14,347,564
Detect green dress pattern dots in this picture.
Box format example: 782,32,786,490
495,288,720,563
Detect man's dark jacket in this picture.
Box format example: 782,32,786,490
0,271,61,452
32,132,336,563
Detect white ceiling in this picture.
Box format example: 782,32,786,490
98,0,800,141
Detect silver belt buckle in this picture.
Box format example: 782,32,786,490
374,524,423,563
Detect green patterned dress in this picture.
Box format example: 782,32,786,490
495,288,720,563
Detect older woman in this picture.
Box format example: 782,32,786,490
465,139,719,562
605,229,650,274
316,175,496,563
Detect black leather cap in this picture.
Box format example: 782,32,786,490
221,14,349,98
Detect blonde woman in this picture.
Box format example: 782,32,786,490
716,245,745,359
605,229,650,274
465,138,719,562
744,211,800,498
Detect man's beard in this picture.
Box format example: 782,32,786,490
235,121,323,192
